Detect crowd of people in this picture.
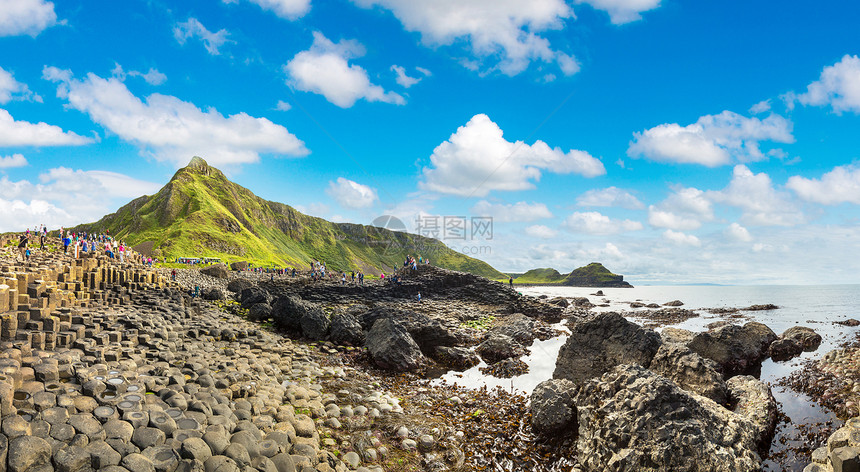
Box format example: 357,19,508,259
12,225,156,266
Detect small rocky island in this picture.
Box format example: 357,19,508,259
512,262,633,287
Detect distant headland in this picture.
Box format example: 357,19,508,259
507,262,633,288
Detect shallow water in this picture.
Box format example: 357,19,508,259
434,284,860,470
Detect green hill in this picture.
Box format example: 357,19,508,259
513,262,632,287
74,157,506,278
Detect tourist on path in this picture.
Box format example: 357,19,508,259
17,232,28,262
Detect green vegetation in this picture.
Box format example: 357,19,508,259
459,315,496,331
509,262,632,287
73,157,505,279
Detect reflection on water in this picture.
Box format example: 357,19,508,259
433,284,860,471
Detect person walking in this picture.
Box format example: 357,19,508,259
17,232,28,262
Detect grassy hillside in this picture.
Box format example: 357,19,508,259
511,262,631,287
74,157,506,279
512,268,566,284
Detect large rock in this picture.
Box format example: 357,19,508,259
574,364,763,472
530,379,577,435
433,346,480,370
227,279,254,294
239,287,271,309
553,312,662,384
781,326,822,351
491,313,554,344
726,375,778,451
661,327,695,345
358,309,462,354
476,333,526,364
8,436,52,472
768,338,802,361
328,313,365,346
247,303,272,323
201,287,226,301
230,261,249,271
271,296,329,339
365,318,425,371
649,343,729,405
687,322,777,375
201,264,229,279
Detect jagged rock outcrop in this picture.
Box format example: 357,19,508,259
782,326,822,351
271,295,329,339
574,365,764,472
328,312,365,346
727,375,778,451
687,322,777,375
476,333,526,364
553,312,662,384
649,343,729,405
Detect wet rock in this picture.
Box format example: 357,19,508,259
649,343,729,405
661,327,695,345
479,358,528,378
553,312,662,384
687,322,777,376
835,318,860,327
726,375,778,451
432,347,479,370
529,379,577,436
782,326,822,351
574,364,763,471
491,313,553,344
200,265,229,279
663,300,684,307
768,338,803,361
476,333,526,364
365,318,425,372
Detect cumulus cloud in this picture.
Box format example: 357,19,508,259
577,186,644,209
0,167,161,231
174,18,232,55
44,67,308,167
326,177,378,209
525,224,557,239
796,55,860,114
563,211,643,235
726,222,752,242
628,110,794,167
749,99,771,114
663,229,700,246
0,0,57,37
574,0,661,24
222,0,311,20
275,100,292,111
420,114,605,197
710,165,804,226
0,154,27,168
647,207,701,231
285,32,404,108
787,163,860,205
647,187,713,230
0,108,92,147
0,67,41,103
351,0,578,76
577,242,624,260
471,200,552,222
391,65,422,88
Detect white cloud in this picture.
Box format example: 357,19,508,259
574,0,661,24
797,55,860,114
647,187,713,230
663,229,700,246
628,110,794,167
420,114,604,196
275,100,292,111
222,0,311,20
173,18,232,55
0,167,161,232
529,244,567,261
710,165,804,226
326,177,378,209
351,0,579,76
0,154,27,168
787,163,860,205
577,186,644,209
726,222,752,242
525,224,557,239
284,32,404,108
749,99,771,114
471,200,552,222
0,67,40,103
111,64,167,86
45,68,308,167
563,211,642,235
647,207,701,231
0,0,57,37
391,65,421,88
0,108,92,147
577,242,624,260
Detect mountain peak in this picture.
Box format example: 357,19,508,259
171,156,225,182
188,156,208,169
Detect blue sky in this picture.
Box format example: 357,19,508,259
3,0,860,284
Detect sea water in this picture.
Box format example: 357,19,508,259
433,284,860,471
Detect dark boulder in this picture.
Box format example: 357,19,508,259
365,318,425,371
491,313,554,344
649,343,728,405
358,308,462,354
201,287,226,301
547,297,570,308
529,379,577,436
230,261,249,271
201,264,229,279
574,365,764,471
768,338,803,361
239,287,271,309
227,279,254,294
432,346,479,370
553,312,662,384
663,300,684,307
781,326,822,351
247,303,272,323
687,322,777,375
271,296,329,339
476,333,526,364
328,313,365,346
